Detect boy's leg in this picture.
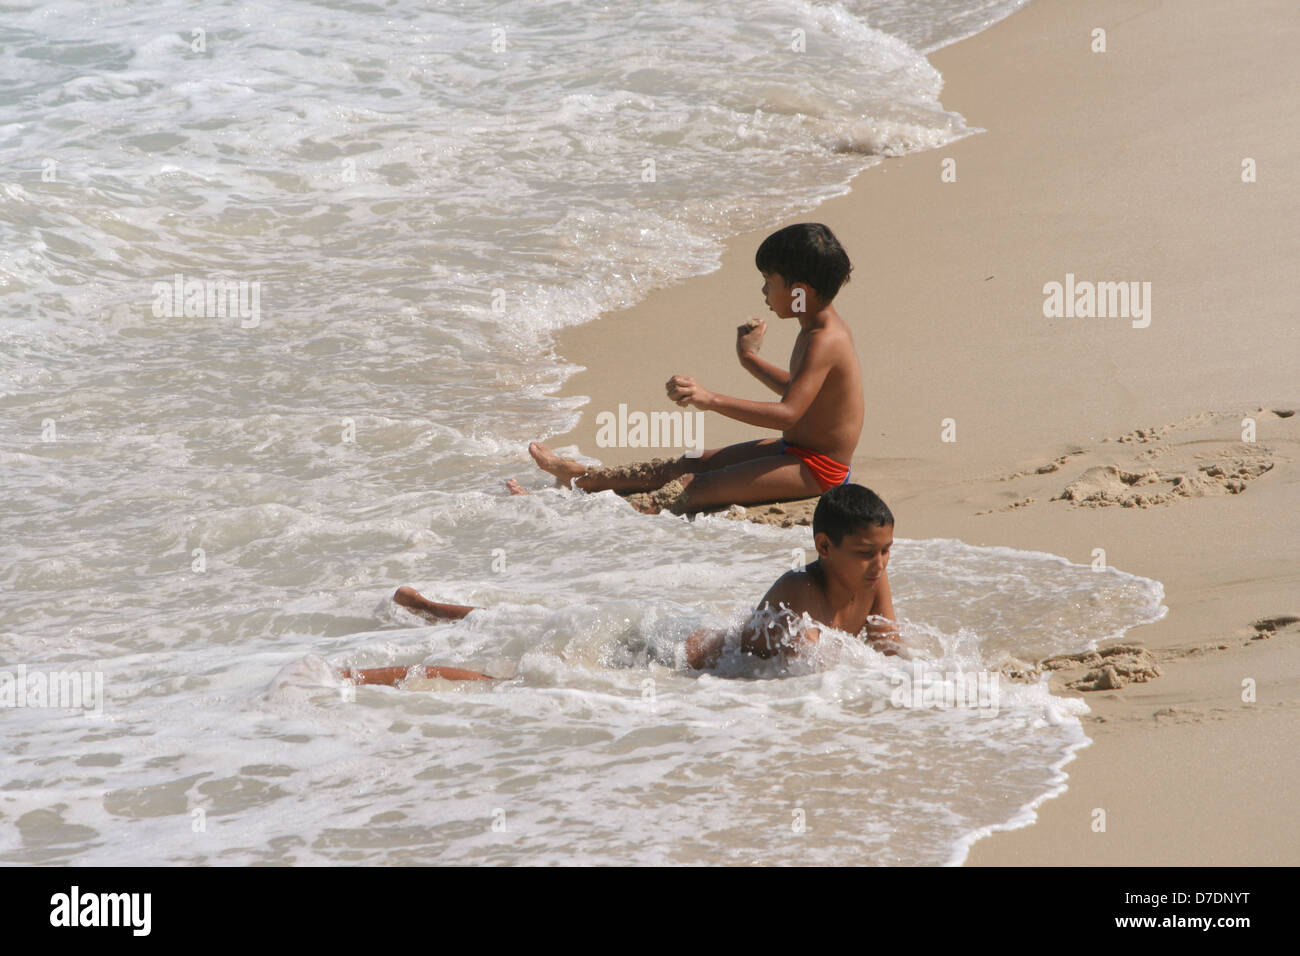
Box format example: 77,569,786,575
631,452,824,514
524,438,782,494
689,438,784,472
343,664,496,684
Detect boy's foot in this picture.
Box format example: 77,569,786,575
393,585,424,609
528,441,587,488
504,478,531,496
392,585,477,622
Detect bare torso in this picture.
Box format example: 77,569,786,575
788,566,876,636
782,315,864,465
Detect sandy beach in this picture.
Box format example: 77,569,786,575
543,0,1300,864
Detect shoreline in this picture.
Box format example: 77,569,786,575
544,0,1300,865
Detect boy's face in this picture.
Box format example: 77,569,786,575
760,272,809,319
815,523,893,591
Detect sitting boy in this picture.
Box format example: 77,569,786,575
509,222,865,514
332,483,897,687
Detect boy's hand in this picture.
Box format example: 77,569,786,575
736,317,766,358
666,374,713,409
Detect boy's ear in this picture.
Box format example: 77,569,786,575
813,531,832,559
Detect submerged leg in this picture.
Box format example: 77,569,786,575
393,585,476,622
342,664,496,685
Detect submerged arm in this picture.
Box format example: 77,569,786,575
865,568,902,654
687,571,827,670
740,574,820,658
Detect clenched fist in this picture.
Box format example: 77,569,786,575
666,374,714,409
736,317,766,358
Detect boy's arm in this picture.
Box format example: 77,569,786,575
670,331,834,431
739,574,819,658
739,352,791,395
865,568,902,654
736,318,790,395
685,572,807,670
685,627,725,669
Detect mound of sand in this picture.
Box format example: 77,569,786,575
1055,453,1273,508
1041,644,1163,691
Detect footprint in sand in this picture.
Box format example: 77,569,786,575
1251,615,1300,639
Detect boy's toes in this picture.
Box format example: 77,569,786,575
505,478,531,496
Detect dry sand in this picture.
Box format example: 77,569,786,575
539,0,1299,864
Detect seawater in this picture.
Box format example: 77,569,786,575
0,0,1169,866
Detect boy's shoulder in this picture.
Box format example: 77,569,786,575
796,311,857,355
764,564,828,613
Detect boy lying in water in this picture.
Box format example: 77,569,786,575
685,482,899,668
335,483,898,687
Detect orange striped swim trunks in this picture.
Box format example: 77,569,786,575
780,441,852,492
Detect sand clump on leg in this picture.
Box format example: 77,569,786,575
626,477,689,514
584,457,677,484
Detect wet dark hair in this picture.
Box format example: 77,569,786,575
755,223,853,303
812,483,894,545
